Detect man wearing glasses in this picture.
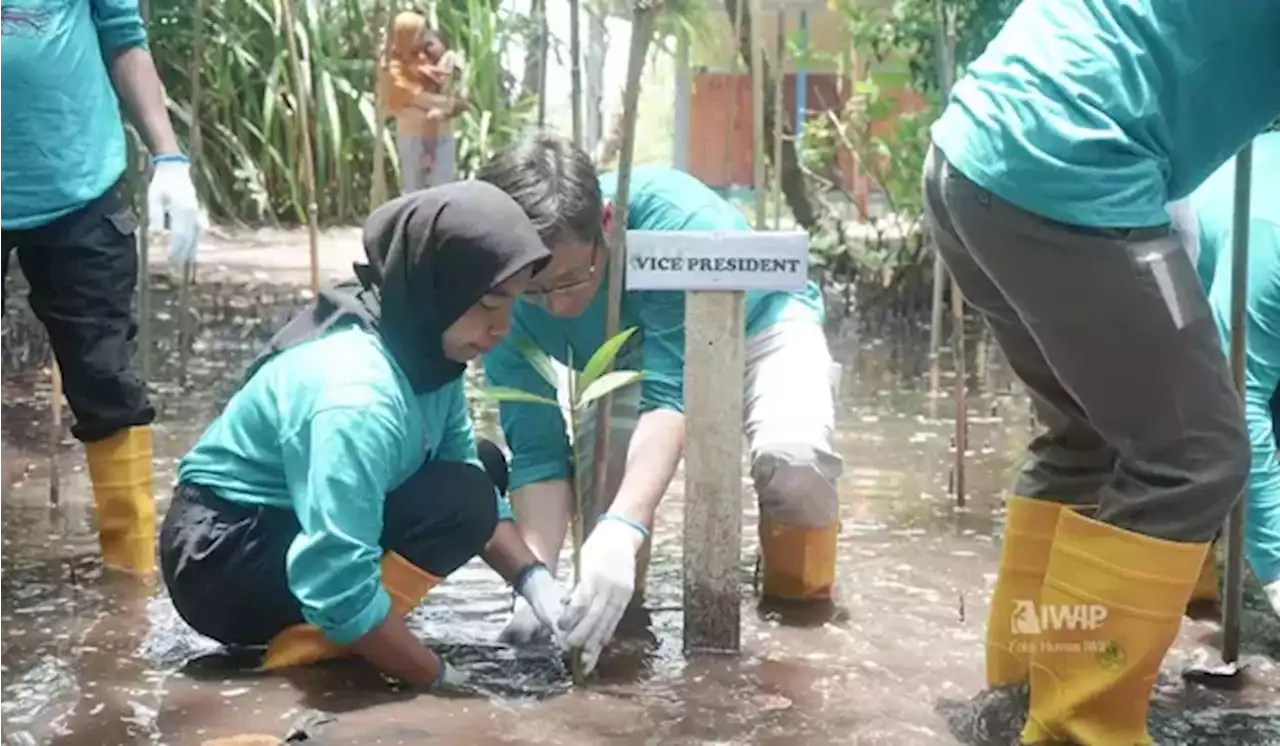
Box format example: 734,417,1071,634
479,134,842,675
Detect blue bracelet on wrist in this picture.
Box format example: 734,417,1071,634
600,513,650,540
152,153,190,166
512,561,548,595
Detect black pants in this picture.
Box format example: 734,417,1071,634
1,181,154,443
922,145,1249,542
160,441,510,646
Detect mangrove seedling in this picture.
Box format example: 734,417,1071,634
479,327,646,684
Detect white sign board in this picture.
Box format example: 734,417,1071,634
625,230,809,292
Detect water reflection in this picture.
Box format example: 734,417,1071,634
2,270,1277,745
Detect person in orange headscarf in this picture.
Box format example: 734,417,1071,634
378,13,466,193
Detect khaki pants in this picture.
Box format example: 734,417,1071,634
574,319,844,599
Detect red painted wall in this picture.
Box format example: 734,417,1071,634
687,72,926,217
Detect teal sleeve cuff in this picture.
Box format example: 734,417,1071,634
93,0,149,57
496,491,515,522
100,26,147,56
639,372,686,414
508,458,571,493
309,585,392,646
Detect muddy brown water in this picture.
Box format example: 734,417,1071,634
3,259,1280,745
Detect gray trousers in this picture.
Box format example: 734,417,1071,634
922,145,1249,542
397,134,456,194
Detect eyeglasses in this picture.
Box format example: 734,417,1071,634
525,240,602,302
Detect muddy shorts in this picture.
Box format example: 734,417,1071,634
160,441,508,646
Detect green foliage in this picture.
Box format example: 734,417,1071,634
798,0,1015,308
146,0,535,225
480,327,646,418
802,76,935,222
478,327,645,684
830,0,1019,95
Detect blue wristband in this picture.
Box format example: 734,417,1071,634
152,153,190,166
600,513,650,540
512,561,548,595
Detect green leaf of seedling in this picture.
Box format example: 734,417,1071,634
476,386,560,408
579,327,639,396
517,337,559,391
577,370,646,409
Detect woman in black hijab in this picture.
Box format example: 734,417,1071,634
159,182,563,691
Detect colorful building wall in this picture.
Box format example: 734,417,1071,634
683,5,926,215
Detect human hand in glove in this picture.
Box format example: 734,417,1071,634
500,563,567,646
426,656,476,698
558,515,648,675
147,155,203,267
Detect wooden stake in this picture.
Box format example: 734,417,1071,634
582,1,655,678
683,290,745,654
772,10,785,228
750,1,766,227
927,0,955,416
928,252,945,415
591,5,655,519
135,0,151,385
569,0,583,146
49,361,62,507
679,0,771,656
721,0,744,185
1222,141,1253,665
178,0,208,388
951,274,966,507
535,0,549,128
929,0,964,500
370,6,397,206
281,0,322,294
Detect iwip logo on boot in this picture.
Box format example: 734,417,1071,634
1011,599,1108,634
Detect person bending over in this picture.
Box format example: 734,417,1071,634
159,182,564,689
923,1,1277,742
480,134,843,675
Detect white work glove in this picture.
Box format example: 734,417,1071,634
147,156,202,267
426,656,473,697
558,516,648,675
500,564,567,646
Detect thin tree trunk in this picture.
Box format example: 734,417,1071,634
569,0,583,145
522,0,545,99
723,0,816,229
371,4,397,206
585,9,607,153
587,2,657,675
178,0,208,388
281,0,322,294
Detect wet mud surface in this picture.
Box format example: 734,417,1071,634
4,238,1279,745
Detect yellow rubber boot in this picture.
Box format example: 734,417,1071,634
84,426,157,575
380,550,442,616
260,551,440,671
986,495,1064,687
1021,509,1208,745
759,517,838,600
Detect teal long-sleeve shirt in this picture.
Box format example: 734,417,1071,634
1,0,148,229
179,323,512,645
1188,132,1280,584
931,0,1280,230
482,165,825,492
